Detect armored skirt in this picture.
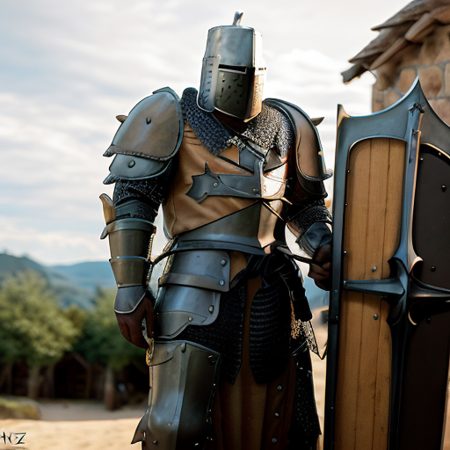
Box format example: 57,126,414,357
176,252,321,450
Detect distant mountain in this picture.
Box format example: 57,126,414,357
50,261,116,293
0,254,115,309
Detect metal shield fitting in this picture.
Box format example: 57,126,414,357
132,341,220,449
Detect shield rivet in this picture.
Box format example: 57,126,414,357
253,188,259,193
188,316,193,322
275,412,280,417
427,317,431,324
277,385,282,391
221,259,227,266
128,160,135,168
219,280,225,286
181,343,186,352
373,314,379,320
442,185,446,192
152,440,158,445
213,182,219,187
146,117,152,124
431,266,436,272
372,266,377,272
272,438,278,443
209,306,214,313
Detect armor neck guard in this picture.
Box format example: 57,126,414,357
181,88,293,157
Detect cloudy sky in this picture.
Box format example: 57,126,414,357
0,0,408,265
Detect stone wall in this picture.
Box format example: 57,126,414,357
372,24,450,124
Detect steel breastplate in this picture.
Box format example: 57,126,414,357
173,140,288,254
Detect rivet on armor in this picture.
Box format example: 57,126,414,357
152,440,158,445
181,343,187,352
438,152,442,157
221,259,227,266
208,355,217,365
427,317,431,324
209,306,214,313
219,279,225,286
274,412,280,417
146,117,152,124
343,250,347,255
372,266,377,272
419,157,424,162
128,160,136,168
272,438,278,443
431,266,436,272
253,188,259,193
188,316,193,322
168,423,172,427
143,432,146,439
373,314,379,320
213,182,219,187
442,185,446,192
345,203,348,207
277,385,282,391
347,169,350,173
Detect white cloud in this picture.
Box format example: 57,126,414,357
0,0,407,264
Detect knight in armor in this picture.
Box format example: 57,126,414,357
100,12,332,450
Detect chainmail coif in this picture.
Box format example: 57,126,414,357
180,88,294,157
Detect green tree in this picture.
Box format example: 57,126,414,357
0,271,79,398
75,287,146,409
76,287,144,371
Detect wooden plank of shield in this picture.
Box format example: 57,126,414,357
324,78,450,450
334,138,405,450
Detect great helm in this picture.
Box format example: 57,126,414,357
197,12,266,121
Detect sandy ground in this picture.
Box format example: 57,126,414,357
2,321,447,450
1,328,330,450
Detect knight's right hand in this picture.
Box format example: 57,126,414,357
114,286,155,349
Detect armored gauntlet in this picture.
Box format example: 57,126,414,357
100,193,156,348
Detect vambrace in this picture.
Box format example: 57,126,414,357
100,192,155,313
287,198,332,257
100,178,168,346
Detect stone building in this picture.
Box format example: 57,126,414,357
343,0,450,124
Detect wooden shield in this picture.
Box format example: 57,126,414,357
324,79,450,450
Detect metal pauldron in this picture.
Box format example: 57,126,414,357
132,340,220,449
155,249,231,338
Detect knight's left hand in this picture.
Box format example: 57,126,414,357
308,244,331,291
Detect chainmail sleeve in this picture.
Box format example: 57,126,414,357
113,177,168,222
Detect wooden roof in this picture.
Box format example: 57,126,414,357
343,0,450,83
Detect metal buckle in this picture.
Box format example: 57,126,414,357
146,338,155,366
142,318,155,365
